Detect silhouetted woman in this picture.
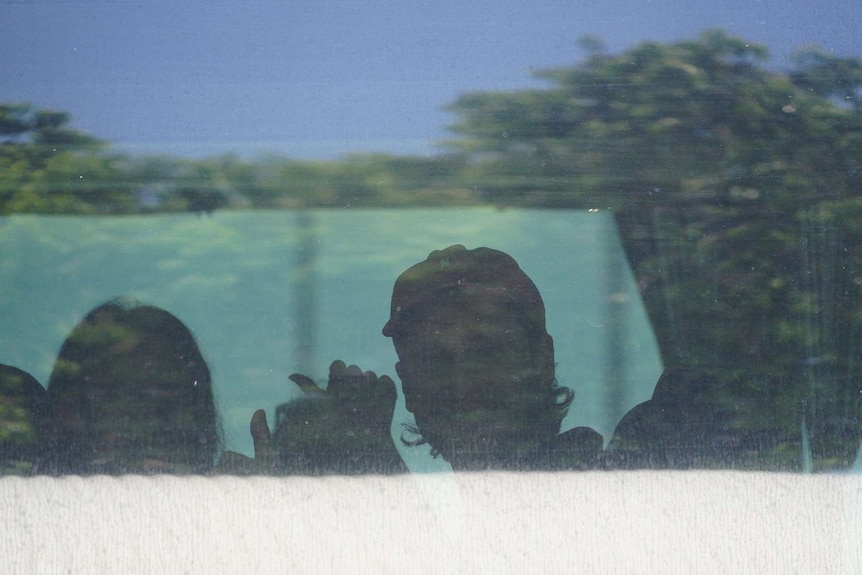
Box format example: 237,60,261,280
45,299,220,474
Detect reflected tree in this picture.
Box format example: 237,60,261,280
0,102,129,214
445,30,862,470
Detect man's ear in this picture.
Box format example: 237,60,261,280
395,362,416,414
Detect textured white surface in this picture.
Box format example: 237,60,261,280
2,472,860,574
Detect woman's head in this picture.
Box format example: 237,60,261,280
47,299,219,474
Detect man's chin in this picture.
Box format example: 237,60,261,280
412,416,534,465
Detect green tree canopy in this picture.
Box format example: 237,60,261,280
445,30,862,468
0,103,103,154
0,103,121,214
791,45,862,109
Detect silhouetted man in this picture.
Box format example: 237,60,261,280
382,245,601,471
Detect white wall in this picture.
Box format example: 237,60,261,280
3,472,860,574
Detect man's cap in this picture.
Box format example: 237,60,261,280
382,245,547,337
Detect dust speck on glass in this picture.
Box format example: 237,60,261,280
1,3,861,476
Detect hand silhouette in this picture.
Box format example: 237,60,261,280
289,360,398,435
275,360,407,475
217,409,278,475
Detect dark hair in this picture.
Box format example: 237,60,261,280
45,299,220,474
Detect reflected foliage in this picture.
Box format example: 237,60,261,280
447,30,862,471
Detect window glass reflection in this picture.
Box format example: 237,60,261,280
1,210,660,474
2,29,861,475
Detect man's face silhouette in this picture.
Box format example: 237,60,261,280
391,288,551,467
383,245,559,468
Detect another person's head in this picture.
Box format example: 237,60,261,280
46,299,219,474
0,365,48,475
382,245,572,470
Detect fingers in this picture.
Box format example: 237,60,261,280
328,359,364,391
215,410,276,475
289,372,325,395
281,361,400,456
250,409,271,442
295,359,396,406
216,451,256,474
250,409,276,469
328,360,383,399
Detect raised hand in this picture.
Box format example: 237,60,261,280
289,360,398,434
274,360,407,475
216,409,278,475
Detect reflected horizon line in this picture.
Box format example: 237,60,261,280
114,139,445,161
